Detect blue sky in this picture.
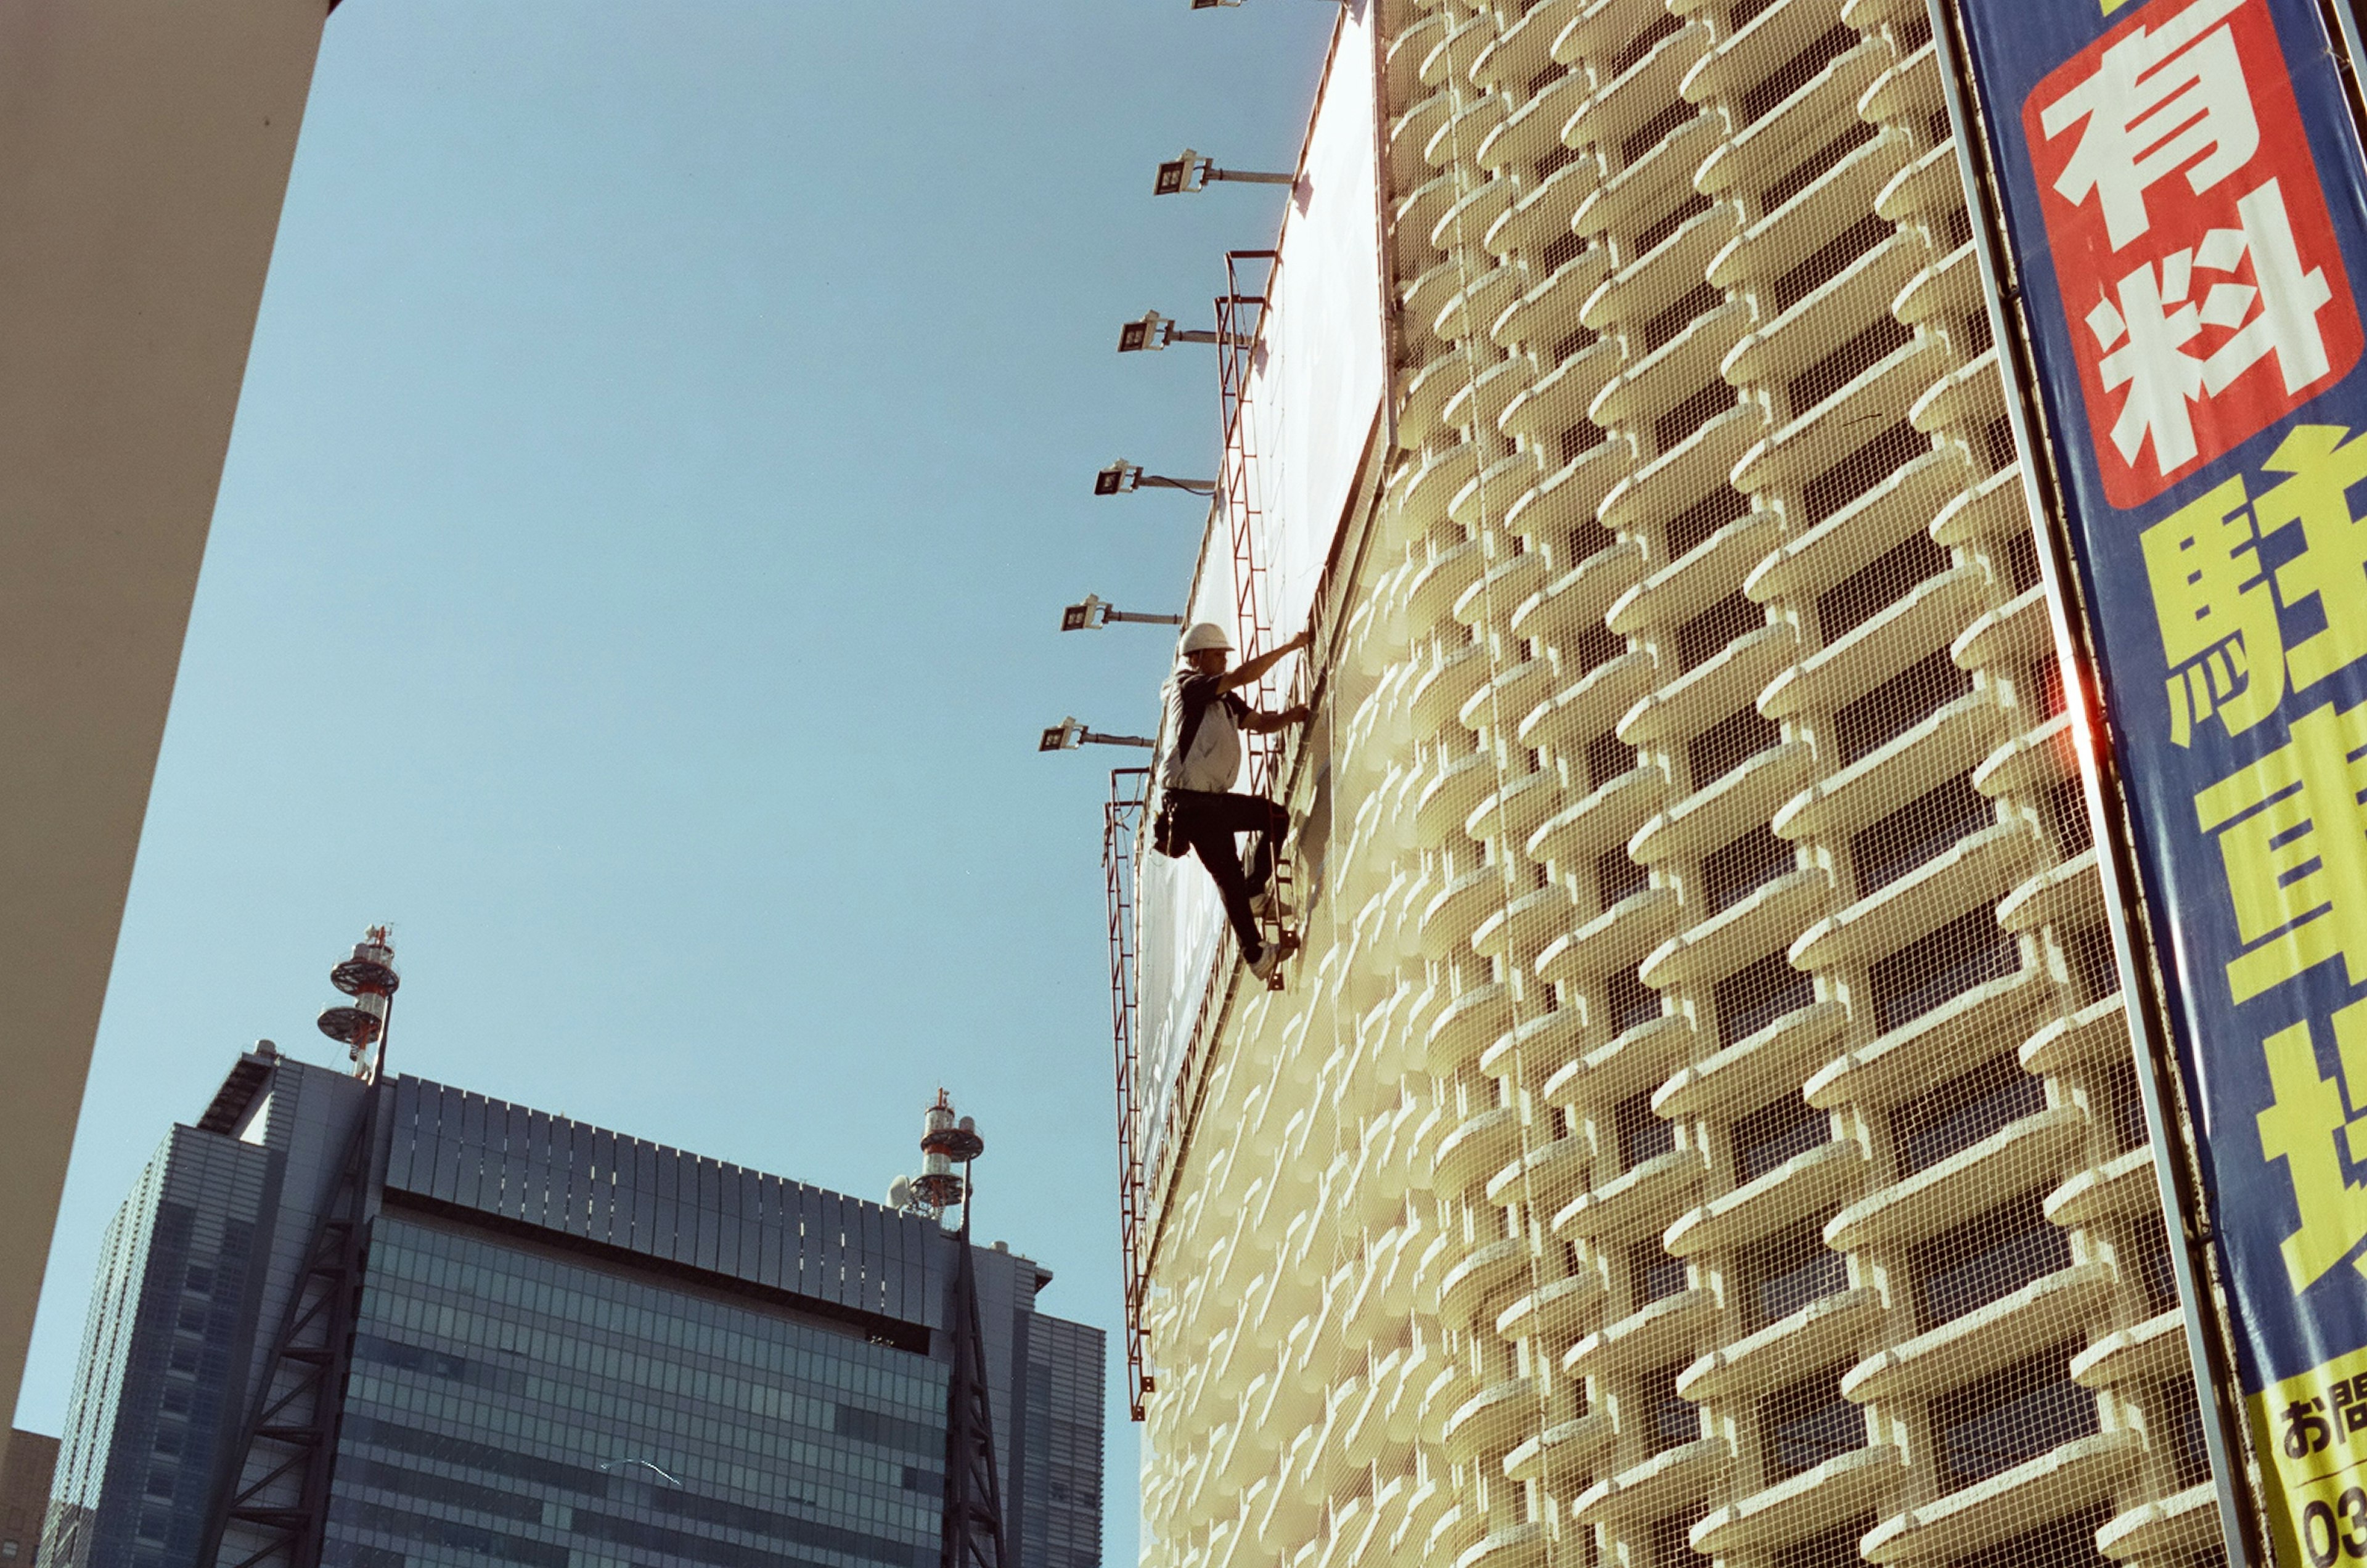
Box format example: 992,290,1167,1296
19,4,1343,1559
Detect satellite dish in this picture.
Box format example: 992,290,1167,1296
887,1176,915,1211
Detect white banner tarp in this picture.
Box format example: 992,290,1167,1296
1135,0,1386,1199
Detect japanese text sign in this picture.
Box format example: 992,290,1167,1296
1958,0,2367,1558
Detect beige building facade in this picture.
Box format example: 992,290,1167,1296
1132,4,2226,1568
0,0,329,1437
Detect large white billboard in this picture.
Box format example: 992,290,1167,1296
1134,0,1387,1218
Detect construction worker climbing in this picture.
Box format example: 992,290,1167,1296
1156,619,1311,985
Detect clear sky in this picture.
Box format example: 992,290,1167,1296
18,4,1344,1562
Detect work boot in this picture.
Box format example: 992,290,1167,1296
1248,945,1282,986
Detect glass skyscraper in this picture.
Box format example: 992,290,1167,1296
45,1046,1103,1568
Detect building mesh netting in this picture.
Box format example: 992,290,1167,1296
1134,4,2239,1568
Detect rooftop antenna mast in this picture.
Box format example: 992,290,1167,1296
910,1092,1005,1568
315,925,399,1082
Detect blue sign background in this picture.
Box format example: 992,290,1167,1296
1957,0,2367,1395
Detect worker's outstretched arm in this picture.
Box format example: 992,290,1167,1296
1243,703,1312,734
1216,626,1312,693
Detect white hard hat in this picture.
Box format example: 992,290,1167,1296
1180,621,1235,655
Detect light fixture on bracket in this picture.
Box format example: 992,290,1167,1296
1116,310,1241,353
1095,460,1214,497
1039,717,1157,753
1152,149,1294,196
1060,594,1186,632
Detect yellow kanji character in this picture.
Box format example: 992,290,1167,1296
2258,997,2367,1293
2195,700,2367,1003
2260,424,2367,692
2142,474,2284,746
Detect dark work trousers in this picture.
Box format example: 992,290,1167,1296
1169,788,1289,963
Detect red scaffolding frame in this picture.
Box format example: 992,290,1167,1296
1102,766,1151,1420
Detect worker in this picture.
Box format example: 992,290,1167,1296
1158,619,1312,984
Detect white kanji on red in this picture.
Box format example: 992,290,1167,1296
2038,0,2257,251
2088,178,2337,475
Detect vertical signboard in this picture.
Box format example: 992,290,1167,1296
1952,0,2367,1558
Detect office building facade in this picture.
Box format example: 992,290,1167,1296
1122,3,2230,1568
46,1046,1102,1568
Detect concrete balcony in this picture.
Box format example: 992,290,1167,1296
1534,883,1680,989
1566,1286,1719,1381
1470,0,1573,93
1478,56,1588,173
2019,995,2131,1077
1951,581,2051,677
1825,1105,2085,1252
1804,964,2048,1112
1439,1236,1535,1331
1552,1146,1707,1246
1759,564,1990,727
1484,160,1600,272
1434,263,1526,346
1744,447,1969,608
1606,510,1781,642
1858,37,1942,128
1653,998,1846,1123
1419,10,1497,91
1973,711,2075,806
1840,1262,2114,1403
1413,748,1492,847
1595,402,1764,541
1560,24,1701,158
1420,93,1515,174
1431,1105,1523,1201
2097,1484,2220,1564
1427,976,1513,1077
1419,866,1506,961
1386,10,1445,102
1556,1011,1698,1112
1569,1435,1730,1527
1465,767,1562,862
1498,340,1621,449
1910,347,2008,438
1553,0,1677,70
1410,648,1490,738
1486,1130,1591,1210
1682,0,1852,107
1932,462,2030,549
1505,547,1640,666
1586,301,1749,435
1407,540,1487,627
1697,39,1895,205
1524,756,1661,869
1394,437,1483,528
1690,1444,1902,1558
1680,1285,1881,1403
1505,1411,1614,1487
1709,133,1912,300
1721,231,1928,390
1893,239,1983,333
1772,688,2002,845
1442,364,1537,459
1735,340,1953,505
1479,1009,1588,1090
2045,1145,2161,1232
1453,1522,1549,1568
1572,116,1723,242
1433,177,1519,258
1402,352,1474,448
1997,848,2106,938
1580,205,1738,338
1876,136,1969,227
1473,884,1580,970
1786,819,2034,973
1641,865,1830,992
1496,1268,1608,1347
2069,1309,2189,1394
1632,740,1810,868
1662,1135,1868,1257
1449,450,1548,533
1441,1376,1540,1464
1616,621,1796,749
1493,255,1613,362
1860,1429,2141,1564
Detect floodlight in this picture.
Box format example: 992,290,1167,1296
1154,150,1206,196
1061,593,1185,631
1191,0,1241,9
1038,716,1156,752
1095,460,1214,497
1155,149,1293,193
1117,310,1230,353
